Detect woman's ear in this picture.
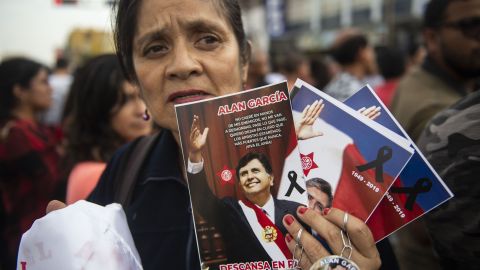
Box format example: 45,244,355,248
12,84,26,101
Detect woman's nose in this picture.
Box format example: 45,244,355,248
165,41,202,80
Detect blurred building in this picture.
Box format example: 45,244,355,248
241,0,428,62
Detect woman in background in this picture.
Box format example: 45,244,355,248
62,54,152,204
0,57,62,269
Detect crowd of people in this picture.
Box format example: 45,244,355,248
0,54,153,269
0,0,478,269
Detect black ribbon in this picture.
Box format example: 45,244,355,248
356,146,392,183
285,171,305,197
390,178,433,211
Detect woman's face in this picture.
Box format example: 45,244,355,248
111,82,152,142
18,68,52,112
132,0,249,134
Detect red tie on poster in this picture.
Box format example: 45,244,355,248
241,199,292,259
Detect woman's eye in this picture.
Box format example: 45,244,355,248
144,44,168,56
197,34,220,48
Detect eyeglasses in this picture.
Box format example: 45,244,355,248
442,17,480,41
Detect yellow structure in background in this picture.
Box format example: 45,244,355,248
65,28,115,69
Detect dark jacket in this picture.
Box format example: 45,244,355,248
89,131,200,270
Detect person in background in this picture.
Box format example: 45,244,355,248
323,29,379,101
418,90,480,269
374,46,407,108
245,48,269,89
62,54,152,205
280,51,314,91
391,0,478,142
41,57,73,130
46,0,381,269
309,56,334,91
390,0,480,269
0,57,62,269
406,41,427,70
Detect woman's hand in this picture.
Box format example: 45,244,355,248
46,200,66,214
283,207,381,270
188,115,209,163
296,100,324,140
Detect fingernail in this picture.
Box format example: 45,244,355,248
284,215,294,225
298,206,308,215
285,233,293,243
323,208,330,215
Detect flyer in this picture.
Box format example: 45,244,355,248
290,79,414,222
344,85,454,242
175,81,306,270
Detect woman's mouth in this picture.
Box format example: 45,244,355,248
168,90,212,104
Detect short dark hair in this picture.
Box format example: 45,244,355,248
375,46,406,80
113,0,250,83
282,51,307,74
423,0,455,29
306,177,333,207
330,34,368,65
55,57,69,70
0,57,46,123
236,152,272,179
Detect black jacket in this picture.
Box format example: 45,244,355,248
89,131,200,270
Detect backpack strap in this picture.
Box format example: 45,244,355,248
114,131,161,207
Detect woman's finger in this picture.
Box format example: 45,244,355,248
311,208,381,269
46,200,66,214
285,232,311,270
283,213,332,264
294,207,344,256
323,208,378,259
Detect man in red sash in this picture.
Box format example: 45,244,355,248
187,117,307,266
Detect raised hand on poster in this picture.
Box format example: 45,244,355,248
295,99,325,140
358,106,381,121
189,114,209,163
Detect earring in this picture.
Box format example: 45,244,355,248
142,109,150,121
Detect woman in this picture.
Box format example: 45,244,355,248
62,54,152,204
49,0,381,269
0,57,62,268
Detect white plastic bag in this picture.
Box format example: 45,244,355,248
17,200,143,270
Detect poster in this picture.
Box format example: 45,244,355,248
175,81,305,270
290,79,413,222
